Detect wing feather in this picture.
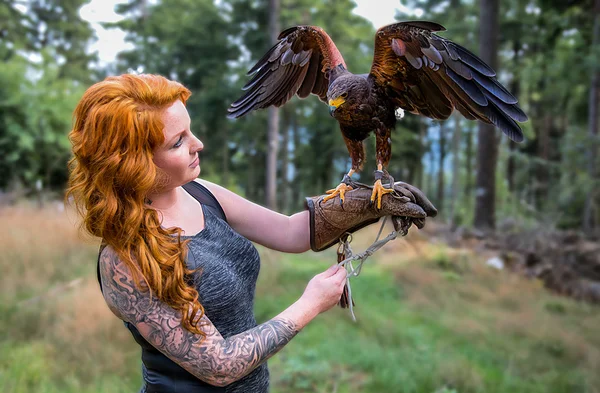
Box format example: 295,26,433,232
368,21,527,142
228,26,346,118
297,51,320,98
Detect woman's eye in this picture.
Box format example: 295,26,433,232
173,136,183,148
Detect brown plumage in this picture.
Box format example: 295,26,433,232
228,21,528,207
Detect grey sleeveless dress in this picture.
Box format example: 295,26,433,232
184,204,270,392
98,184,270,392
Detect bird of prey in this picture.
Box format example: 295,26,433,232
228,21,527,208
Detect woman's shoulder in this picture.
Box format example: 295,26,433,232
98,245,146,320
192,178,251,220
99,245,146,288
98,244,124,274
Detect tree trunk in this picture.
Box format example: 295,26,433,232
427,145,435,199
418,119,426,189
450,116,462,228
465,124,473,204
426,170,434,202
474,0,500,232
507,140,516,192
584,0,600,233
507,39,521,193
280,107,290,213
141,0,150,68
537,114,551,205
222,122,229,187
437,122,446,213
248,151,256,200
291,109,301,207
266,0,280,209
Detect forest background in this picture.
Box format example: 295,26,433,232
1,0,599,392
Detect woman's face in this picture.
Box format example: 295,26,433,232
153,100,203,189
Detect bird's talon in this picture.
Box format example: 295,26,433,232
323,182,353,205
370,179,394,210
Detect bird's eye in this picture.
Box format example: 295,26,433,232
341,92,348,98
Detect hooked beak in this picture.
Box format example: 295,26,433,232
328,97,345,116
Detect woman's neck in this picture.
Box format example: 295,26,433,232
146,187,180,211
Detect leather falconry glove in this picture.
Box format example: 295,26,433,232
306,181,437,252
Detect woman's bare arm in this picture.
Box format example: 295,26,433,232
98,247,336,387
197,179,310,253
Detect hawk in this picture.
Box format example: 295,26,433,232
228,21,527,208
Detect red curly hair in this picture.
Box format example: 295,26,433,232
66,74,205,336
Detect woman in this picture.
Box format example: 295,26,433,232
66,73,434,392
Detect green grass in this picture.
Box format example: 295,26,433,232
258,247,599,393
1,206,598,393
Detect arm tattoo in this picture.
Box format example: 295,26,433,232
99,247,299,387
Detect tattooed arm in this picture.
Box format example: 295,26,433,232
99,246,346,387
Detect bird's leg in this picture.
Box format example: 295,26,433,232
323,169,355,205
323,135,365,205
370,164,395,209
370,126,394,209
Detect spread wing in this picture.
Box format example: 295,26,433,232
368,21,527,142
228,26,346,118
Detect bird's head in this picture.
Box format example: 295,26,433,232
327,76,369,117
328,91,348,116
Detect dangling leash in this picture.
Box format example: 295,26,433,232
334,174,417,321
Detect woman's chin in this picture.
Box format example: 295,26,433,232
188,165,201,180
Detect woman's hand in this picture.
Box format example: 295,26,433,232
299,264,347,315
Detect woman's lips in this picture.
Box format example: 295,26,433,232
190,157,199,168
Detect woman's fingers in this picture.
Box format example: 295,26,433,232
322,263,342,278
332,265,347,283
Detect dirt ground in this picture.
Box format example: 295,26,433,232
424,219,600,305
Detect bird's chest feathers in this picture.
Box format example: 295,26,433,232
335,103,371,125
335,92,373,120
335,96,394,131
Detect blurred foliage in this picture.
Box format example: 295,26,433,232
0,0,94,192
0,0,598,231
400,0,600,230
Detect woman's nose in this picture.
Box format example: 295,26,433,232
192,136,204,152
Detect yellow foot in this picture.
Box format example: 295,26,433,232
370,179,394,209
323,183,353,205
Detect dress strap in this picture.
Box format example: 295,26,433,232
182,181,227,223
